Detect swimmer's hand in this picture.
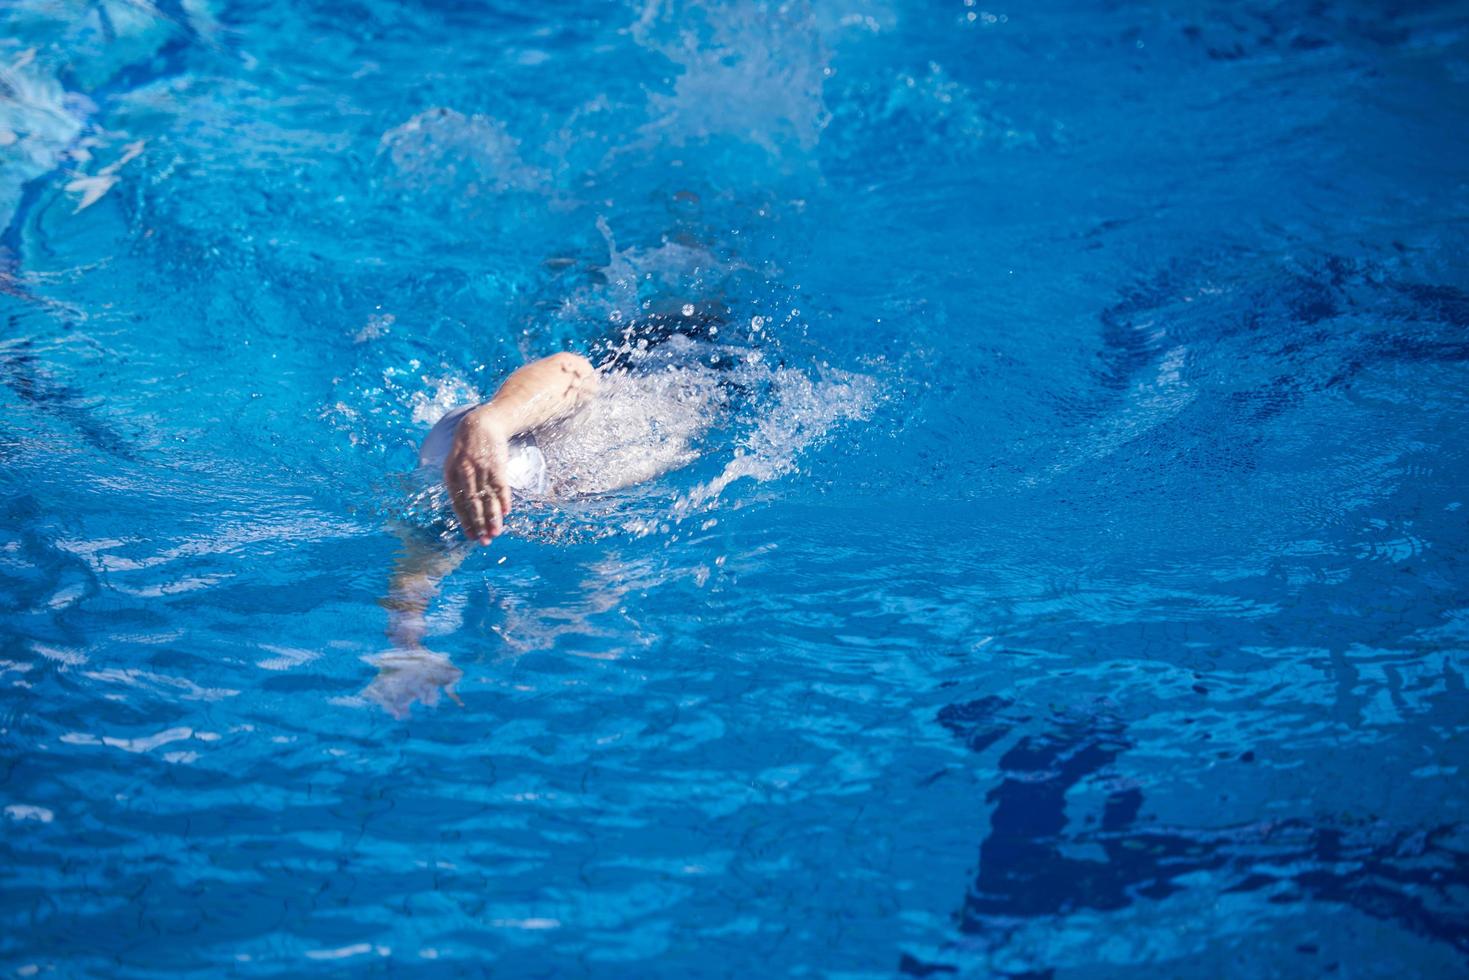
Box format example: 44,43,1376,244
443,351,599,545
445,409,513,545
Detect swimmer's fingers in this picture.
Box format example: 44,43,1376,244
445,418,513,545
482,480,505,541
447,461,489,544
461,465,510,545
487,471,512,521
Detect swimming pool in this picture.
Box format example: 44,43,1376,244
3,0,1467,974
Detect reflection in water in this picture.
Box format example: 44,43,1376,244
367,542,665,717
361,648,462,720
490,554,663,661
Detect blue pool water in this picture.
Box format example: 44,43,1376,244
3,0,1469,975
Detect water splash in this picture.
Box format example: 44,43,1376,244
674,360,878,515
409,375,483,427
543,343,730,498
377,108,548,205
629,0,831,157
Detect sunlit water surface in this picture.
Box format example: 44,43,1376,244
3,0,1468,975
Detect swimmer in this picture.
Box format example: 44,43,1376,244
377,325,723,653
368,291,740,715
418,299,732,545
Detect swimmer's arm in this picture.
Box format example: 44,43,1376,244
445,352,598,544
473,351,600,438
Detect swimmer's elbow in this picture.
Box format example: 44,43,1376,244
548,351,598,398
549,348,593,371
547,351,592,373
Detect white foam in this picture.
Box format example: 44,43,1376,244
675,362,878,514
4,804,53,824
543,353,730,497
410,375,483,427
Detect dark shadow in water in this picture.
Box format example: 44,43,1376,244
0,337,136,462
900,696,1469,974
1095,253,1469,402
